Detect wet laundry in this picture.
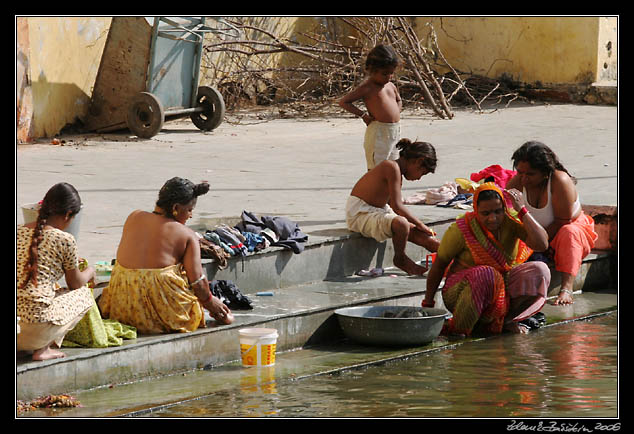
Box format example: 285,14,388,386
235,210,308,253
213,225,248,256
198,212,308,260
209,279,253,310
197,233,230,268
242,231,267,253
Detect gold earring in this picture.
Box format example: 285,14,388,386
173,210,178,217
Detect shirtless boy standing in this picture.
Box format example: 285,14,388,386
346,139,440,275
339,45,403,170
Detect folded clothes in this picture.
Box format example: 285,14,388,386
404,182,458,205
235,210,308,254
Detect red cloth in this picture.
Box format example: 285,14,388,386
470,165,517,189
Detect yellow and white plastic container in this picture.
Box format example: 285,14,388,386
239,328,278,367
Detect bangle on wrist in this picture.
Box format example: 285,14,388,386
189,274,206,288
517,206,528,220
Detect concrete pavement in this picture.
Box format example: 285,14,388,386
16,102,618,267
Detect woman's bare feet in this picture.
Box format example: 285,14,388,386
32,345,66,361
553,289,574,305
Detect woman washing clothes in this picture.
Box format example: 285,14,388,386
98,177,233,334
17,183,96,360
422,183,551,335
506,141,598,305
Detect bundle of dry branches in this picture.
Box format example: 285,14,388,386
200,17,525,119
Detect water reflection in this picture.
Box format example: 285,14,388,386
152,313,617,418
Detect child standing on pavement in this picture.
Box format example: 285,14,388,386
339,44,402,170
346,139,440,276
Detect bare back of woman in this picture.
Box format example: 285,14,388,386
115,210,191,269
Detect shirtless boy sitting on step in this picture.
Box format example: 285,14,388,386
346,138,440,275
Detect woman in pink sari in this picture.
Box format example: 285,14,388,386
506,141,598,305
422,183,551,335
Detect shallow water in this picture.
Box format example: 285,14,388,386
149,313,618,418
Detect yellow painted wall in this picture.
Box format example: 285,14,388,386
19,17,111,140
414,16,616,85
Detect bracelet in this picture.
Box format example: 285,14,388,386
189,274,206,287
422,299,434,308
517,206,528,220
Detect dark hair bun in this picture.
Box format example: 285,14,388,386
193,182,210,197
396,138,437,173
156,177,210,211
396,138,412,150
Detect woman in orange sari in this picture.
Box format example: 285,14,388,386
506,141,598,305
422,183,551,335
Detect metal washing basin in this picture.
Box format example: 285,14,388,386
335,305,452,347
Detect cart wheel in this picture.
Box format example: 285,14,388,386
191,86,225,131
127,92,165,138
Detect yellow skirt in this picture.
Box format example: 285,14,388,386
98,263,205,334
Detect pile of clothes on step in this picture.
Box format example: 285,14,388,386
198,210,308,262
404,165,517,209
210,279,253,310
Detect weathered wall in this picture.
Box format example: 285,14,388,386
16,18,33,143
414,16,617,86
17,17,111,141
597,17,617,82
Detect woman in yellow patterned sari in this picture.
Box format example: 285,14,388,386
422,183,551,335
99,177,233,334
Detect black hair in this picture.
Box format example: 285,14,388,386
365,44,399,71
156,177,210,214
21,182,82,289
511,141,575,182
476,189,503,206
396,138,437,173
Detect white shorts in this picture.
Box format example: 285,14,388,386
17,307,89,352
346,195,398,242
363,121,401,170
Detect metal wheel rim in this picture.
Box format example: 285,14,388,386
190,86,225,131
127,92,164,138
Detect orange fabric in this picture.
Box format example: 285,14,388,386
461,183,532,274
550,212,598,276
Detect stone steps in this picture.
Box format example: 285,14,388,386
16,205,617,401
